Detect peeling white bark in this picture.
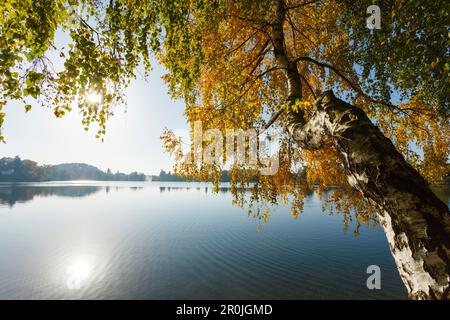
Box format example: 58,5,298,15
378,209,449,299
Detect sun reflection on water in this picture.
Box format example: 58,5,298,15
66,258,91,290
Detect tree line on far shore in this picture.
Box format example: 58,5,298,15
0,156,146,182
0,156,236,182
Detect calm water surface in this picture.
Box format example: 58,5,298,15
1,181,448,299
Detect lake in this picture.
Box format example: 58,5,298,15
0,181,448,299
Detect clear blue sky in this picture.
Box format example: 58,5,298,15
1,31,188,175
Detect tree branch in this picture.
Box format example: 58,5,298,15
294,56,402,111
298,73,317,99
286,0,321,10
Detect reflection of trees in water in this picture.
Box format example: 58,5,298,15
0,186,103,207
0,185,143,207
158,186,239,194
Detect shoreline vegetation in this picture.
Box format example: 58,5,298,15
2,156,449,185
0,156,238,182
0,156,146,182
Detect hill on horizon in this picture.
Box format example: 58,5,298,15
0,156,147,182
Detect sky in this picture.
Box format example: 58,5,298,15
0,33,188,175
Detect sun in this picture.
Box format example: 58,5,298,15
86,91,102,104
